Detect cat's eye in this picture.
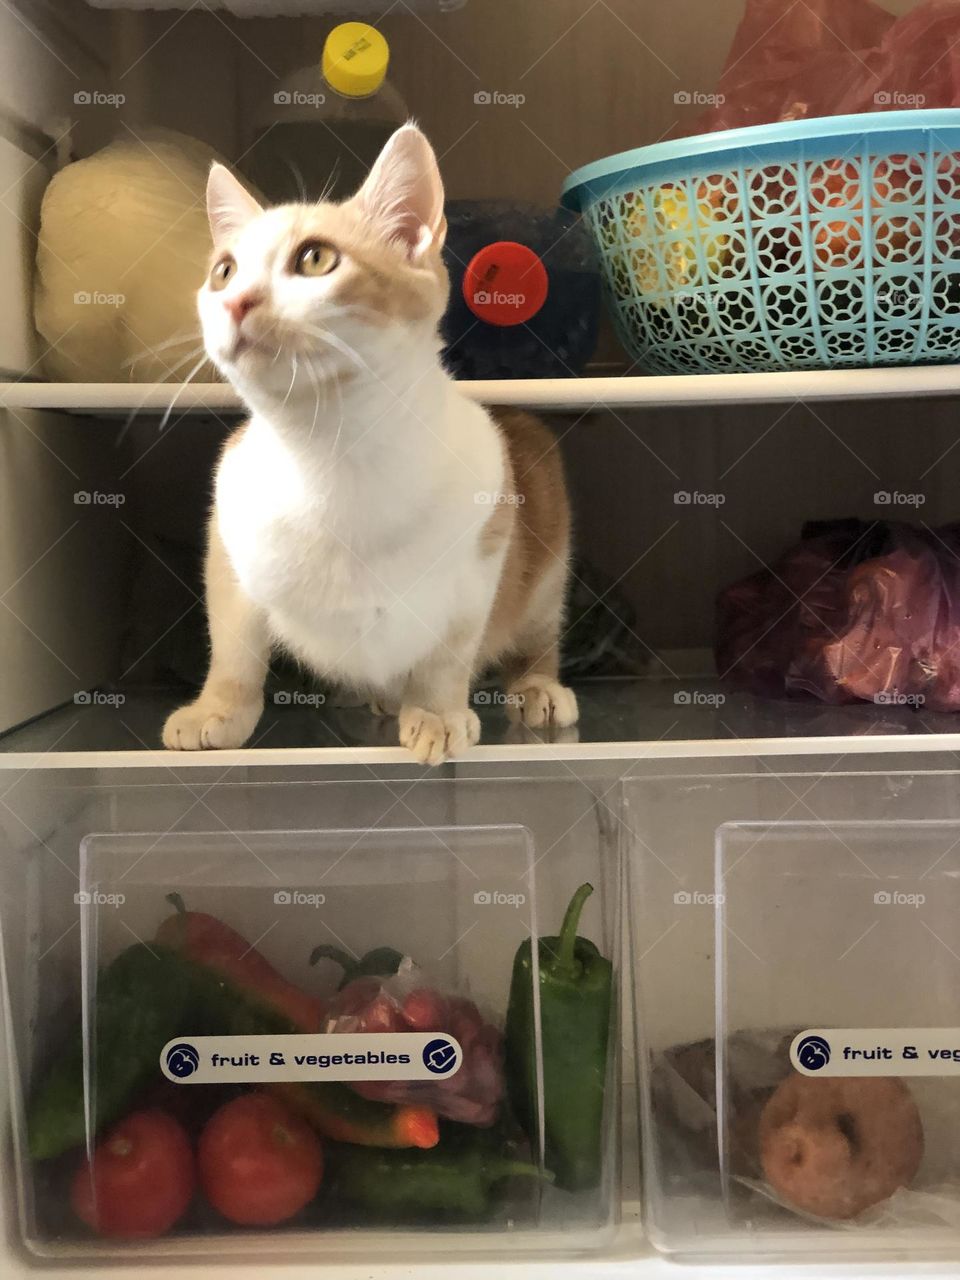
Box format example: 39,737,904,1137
209,255,236,291
294,241,340,277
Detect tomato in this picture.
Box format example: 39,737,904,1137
198,1093,323,1226
70,1109,195,1239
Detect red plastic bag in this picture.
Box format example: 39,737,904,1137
834,1,960,115
323,959,505,1127
716,520,960,712
698,0,960,133
699,0,895,132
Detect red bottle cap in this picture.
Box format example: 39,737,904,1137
462,241,549,326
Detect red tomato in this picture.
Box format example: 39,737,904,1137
70,1110,195,1239
198,1093,322,1226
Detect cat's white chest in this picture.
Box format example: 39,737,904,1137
215,409,502,688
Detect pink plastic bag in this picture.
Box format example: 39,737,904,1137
698,0,960,134
323,958,505,1127
716,520,960,712
834,1,960,116
699,0,895,132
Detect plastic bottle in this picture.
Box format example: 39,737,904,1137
441,201,602,379
243,22,406,205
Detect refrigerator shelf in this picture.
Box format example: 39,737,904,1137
3,365,960,416
2,678,960,769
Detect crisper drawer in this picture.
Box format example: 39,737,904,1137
627,763,960,1261
0,767,620,1263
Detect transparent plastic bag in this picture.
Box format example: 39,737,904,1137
655,1030,952,1230
322,957,505,1126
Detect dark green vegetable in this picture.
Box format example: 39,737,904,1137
504,883,613,1192
309,944,404,989
28,944,191,1160
30,938,437,1162
332,1140,547,1221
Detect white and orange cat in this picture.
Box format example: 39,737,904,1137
163,124,578,764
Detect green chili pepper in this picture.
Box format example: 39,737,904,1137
331,1140,547,1222
504,883,613,1192
309,943,404,989
28,943,192,1160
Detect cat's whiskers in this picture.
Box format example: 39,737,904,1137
156,353,211,433
141,344,208,382
314,167,340,206
281,353,299,411
123,331,204,369
299,323,369,374
116,346,208,443
329,362,346,462
304,357,324,443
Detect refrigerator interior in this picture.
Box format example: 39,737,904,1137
2,0,960,1275
3,0,960,758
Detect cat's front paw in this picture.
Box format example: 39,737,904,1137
162,698,262,750
505,675,579,729
399,706,480,765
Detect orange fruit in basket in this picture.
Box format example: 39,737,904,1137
697,175,738,219
807,161,864,273
815,219,863,269
809,160,863,211
873,154,924,203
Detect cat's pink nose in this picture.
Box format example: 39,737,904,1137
224,291,261,324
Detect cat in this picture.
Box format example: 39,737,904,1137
162,123,579,764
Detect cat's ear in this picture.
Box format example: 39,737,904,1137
206,164,262,249
354,123,446,259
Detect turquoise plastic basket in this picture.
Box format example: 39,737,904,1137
562,110,960,375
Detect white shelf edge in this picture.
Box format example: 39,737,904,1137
3,732,960,770
3,365,960,414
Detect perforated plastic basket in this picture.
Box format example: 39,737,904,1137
562,110,960,375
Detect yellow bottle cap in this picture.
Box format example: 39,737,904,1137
322,23,389,98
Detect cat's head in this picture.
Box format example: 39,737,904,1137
198,123,448,396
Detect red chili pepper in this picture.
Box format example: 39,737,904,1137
270,1083,438,1150
155,894,325,1032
